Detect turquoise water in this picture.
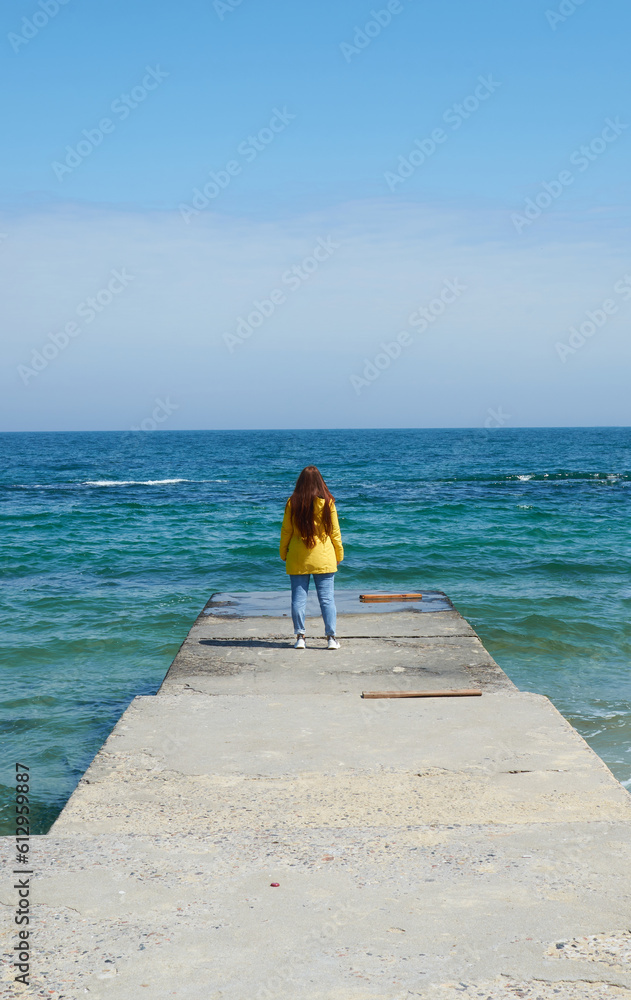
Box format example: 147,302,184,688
1,427,630,834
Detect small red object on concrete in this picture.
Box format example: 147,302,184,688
270,882,280,887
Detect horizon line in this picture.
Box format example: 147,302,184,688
1,425,629,435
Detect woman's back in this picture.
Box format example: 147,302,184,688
280,496,343,575
280,465,344,648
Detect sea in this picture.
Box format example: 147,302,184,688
1,427,630,835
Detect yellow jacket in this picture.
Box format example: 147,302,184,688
280,497,344,575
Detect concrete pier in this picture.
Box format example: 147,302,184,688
3,590,631,999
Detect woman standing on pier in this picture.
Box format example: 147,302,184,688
280,465,344,649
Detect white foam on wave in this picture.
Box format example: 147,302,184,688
517,474,533,481
83,478,189,486
13,477,225,489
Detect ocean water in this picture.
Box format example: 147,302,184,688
1,427,630,834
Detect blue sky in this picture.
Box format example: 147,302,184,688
1,0,629,430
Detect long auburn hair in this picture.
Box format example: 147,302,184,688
288,466,334,548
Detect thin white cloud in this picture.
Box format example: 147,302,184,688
1,199,629,429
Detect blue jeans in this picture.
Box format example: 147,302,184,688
290,573,337,637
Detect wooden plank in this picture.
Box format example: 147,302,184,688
359,593,423,602
361,689,482,699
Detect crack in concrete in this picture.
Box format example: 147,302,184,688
195,633,476,639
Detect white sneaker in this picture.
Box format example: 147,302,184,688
327,636,340,650
293,635,305,649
